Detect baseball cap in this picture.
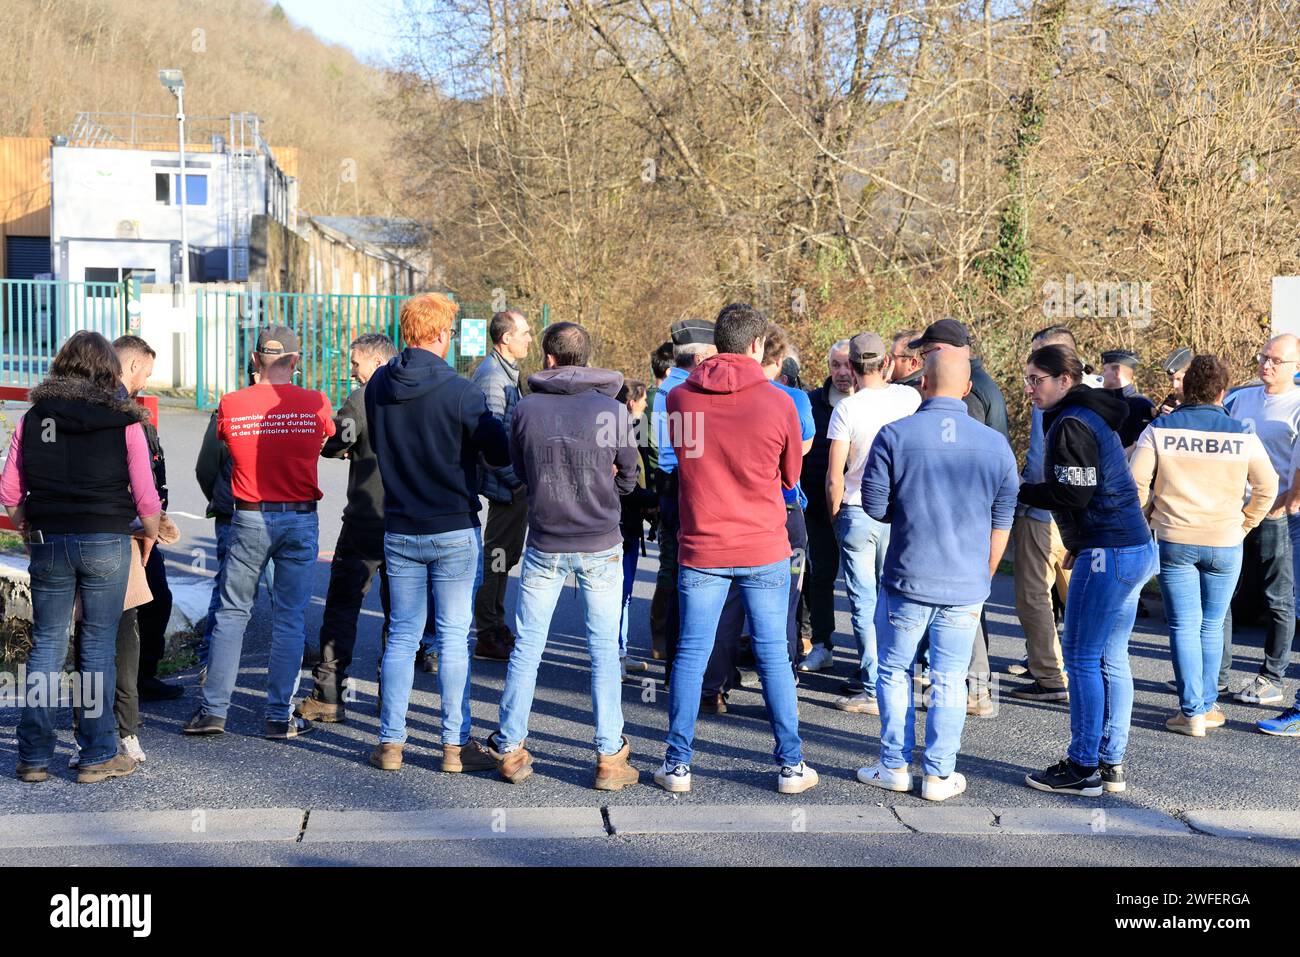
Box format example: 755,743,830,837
1162,347,1192,375
1101,349,1140,369
908,318,970,351
849,332,886,364
256,324,301,355
670,319,714,346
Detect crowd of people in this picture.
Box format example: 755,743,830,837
4,295,1300,799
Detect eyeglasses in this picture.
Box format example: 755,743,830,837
1257,354,1297,367
1024,373,1058,388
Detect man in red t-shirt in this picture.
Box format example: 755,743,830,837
186,325,335,741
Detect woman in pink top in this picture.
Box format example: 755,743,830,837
1,331,161,784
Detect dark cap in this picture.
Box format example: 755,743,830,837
256,324,301,355
1162,347,1192,375
670,319,714,347
1100,349,1140,369
849,332,886,364
908,318,969,351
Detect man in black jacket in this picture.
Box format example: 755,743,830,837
295,333,398,723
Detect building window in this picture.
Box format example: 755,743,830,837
154,173,208,205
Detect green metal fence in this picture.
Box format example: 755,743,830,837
194,288,405,409
193,289,547,409
1,279,127,388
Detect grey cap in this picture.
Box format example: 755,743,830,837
256,324,300,355
1163,347,1193,375
1101,349,1140,369
849,332,886,364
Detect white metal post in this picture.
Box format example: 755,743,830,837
177,87,190,287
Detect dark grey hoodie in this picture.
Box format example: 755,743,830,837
511,366,640,553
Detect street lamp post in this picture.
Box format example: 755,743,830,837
159,69,189,287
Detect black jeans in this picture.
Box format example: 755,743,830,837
311,522,390,704
660,472,681,677
136,546,172,683
804,503,840,649
114,608,140,737
1222,516,1295,686
703,505,807,696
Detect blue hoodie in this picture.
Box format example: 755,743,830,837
366,347,510,535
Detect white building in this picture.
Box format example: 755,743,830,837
49,112,296,285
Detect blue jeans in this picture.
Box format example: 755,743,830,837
498,544,625,754
1157,541,1242,718
199,516,274,669
1061,541,1159,767
379,528,482,745
835,505,889,690
201,510,318,722
666,559,802,767
18,533,130,769
874,587,983,778
618,531,640,658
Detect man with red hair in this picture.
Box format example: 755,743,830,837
363,293,512,773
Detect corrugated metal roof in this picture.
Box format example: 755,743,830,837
312,216,427,247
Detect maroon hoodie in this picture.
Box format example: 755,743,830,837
666,352,802,568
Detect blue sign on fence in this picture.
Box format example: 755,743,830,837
460,318,488,357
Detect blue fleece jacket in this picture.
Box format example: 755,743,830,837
366,347,510,535
861,396,1019,605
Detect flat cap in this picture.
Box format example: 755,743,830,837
1163,347,1193,375
1101,349,1140,369
670,319,714,347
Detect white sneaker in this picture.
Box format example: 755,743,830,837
835,691,880,715
777,761,819,795
857,761,913,792
799,646,834,672
67,745,81,770
119,735,147,763
921,772,967,802
654,760,692,793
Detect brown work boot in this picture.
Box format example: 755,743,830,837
16,763,47,783
473,627,514,662
593,737,640,791
484,733,534,783
699,693,727,715
77,752,137,784
296,696,346,723
442,737,498,773
368,742,404,771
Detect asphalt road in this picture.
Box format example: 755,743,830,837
2,402,1299,866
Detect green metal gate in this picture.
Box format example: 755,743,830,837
1,279,128,389
194,289,546,409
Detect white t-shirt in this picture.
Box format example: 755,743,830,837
826,383,922,506
1224,385,1300,495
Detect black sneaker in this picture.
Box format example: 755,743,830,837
839,679,866,696
1025,758,1102,797
1099,761,1126,793
139,677,185,701
182,709,226,735
1010,681,1070,703
265,716,313,740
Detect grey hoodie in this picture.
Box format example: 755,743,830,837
510,366,640,553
